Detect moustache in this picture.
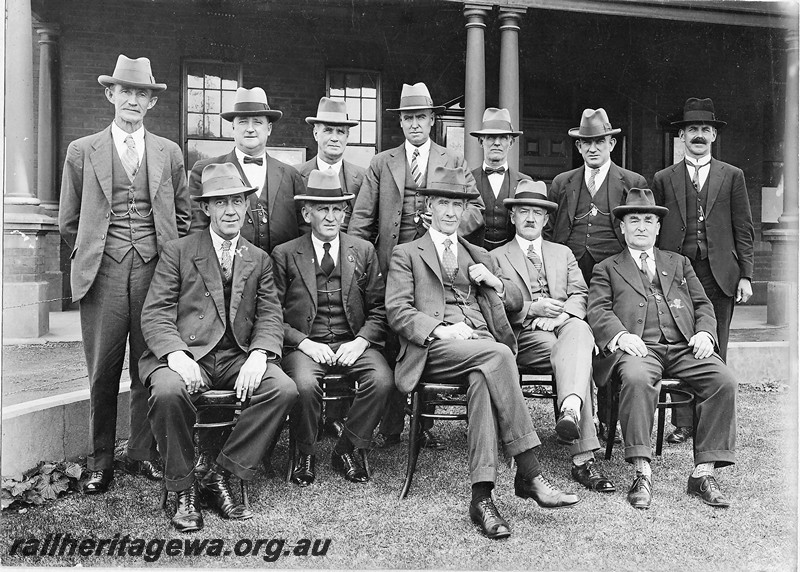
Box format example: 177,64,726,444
690,137,707,144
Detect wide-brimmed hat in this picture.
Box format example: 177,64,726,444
503,180,557,210
294,169,355,202
470,108,522,137
417,166,479,199
192,163,259,201
386,82,445,113
305,97,358,126
220,87,283,122
671,97,727,128
568,108,621,138
98,55,167,92
612,188,669,219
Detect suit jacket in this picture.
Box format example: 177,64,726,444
543,162,647,248
272,232,386,349
188,149,305,252
464,166,531,247
491,238,587,335
347,141,485,276
385,233,522,393
587,247,718,386
59,126,191,301
297,157,364,230
652,158,754,297
138,230,284,382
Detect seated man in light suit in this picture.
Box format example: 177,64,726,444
587,188,737,510
386,166,579,541
140,163,299,532
272,169,393,486
491,180,614,494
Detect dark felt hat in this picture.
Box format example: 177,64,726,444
612,188,669,219
418,166,479,199
671,97,727,128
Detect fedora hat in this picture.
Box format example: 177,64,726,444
418,166,479,199
503,180,557,210
470,108,523,138
98,55,167,92
671,97,727,128
294,169,355,202
220,87,283,122
305,97,358,126
568,108,621,138
192,163,259,201
386,83,445,113
612,188,669,219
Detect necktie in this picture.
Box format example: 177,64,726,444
121,135,139,182
526,244,543,272
441,238,457,283
411,148,422,187
485,166,506,176
688,160,700,191
321,242,335,276
243,155,264,165
639,251,654,282
587,168,599,196
221,240,233,281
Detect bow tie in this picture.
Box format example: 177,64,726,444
484,166,506,175
243,155,264,166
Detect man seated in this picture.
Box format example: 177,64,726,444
491,180,614,493
272,169,393,486
139,163,299,532
386,165,579,541
587,188,737,510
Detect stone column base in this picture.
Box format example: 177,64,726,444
3,281,49,338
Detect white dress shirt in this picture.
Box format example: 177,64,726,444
235,148,267,195
404,139,432,180
311,232,340,268
515,234,543,265
428,227,458,263
111,122,145,164
316,156,343,176
684,154,712,190
629,246,656,277
483,162,509,198
584,159,612,191
209,228,241,267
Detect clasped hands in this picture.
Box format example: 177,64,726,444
614,331,714,360
298,337,369,367
167,350,267,400
527,297,568,331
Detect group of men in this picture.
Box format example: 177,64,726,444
60,54,752,538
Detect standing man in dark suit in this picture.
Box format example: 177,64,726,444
140,163,298,532
59,55,191,493
273,170,393,486
587,188,737,510
189,87,305,254
653,98,754,444
465,107,531,251
387,166,579,540
349,82,485,449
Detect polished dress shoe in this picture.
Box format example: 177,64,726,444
571,459,615,493
198,465,253,520
323,419,346,438
514,473,580,508
627,473,652,509
331,451,369,483
555,408,581,442
666,426,693,444
172,483,203,533
420,429,445,450
123,457,164,481
194,451,214,479
371,432,402,449
469,497,511,539
687,475,730,507
84,469,114,494
291,454,316,487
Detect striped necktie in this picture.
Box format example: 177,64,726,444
121,135,140,182
639,251,654,282
411,148,422,187
587,168,599,196
221,240,233,281
687,160,701,191
526,244,543,272
441,238,457,283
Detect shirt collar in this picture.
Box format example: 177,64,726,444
405,138,431,158
685,154,712,167
428,226,457,248
628,246,655,262
111,122,145,148
311,232,340,254
209,227,240,254
586,159,612,179
515,234,542,255
483,161,509,172
235,147,267,164
316,156,343,173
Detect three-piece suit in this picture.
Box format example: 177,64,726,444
465,166,530,250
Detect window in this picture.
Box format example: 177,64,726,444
326,69,381,168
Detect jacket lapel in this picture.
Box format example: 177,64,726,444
566,167,583,223
229,237,256,322
654,248,677,297
144,130,166,203
342,161,358,194
266,155,284,214
339,234,355,309
293,234,318,305
193,231,227,323
669,163,688,224
505,241,533,298
541,241,561,295
388,144,406,198
613,250,647,297
418,233,443,283
705,158,724,215
89,126,114,206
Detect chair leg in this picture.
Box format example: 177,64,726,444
241,479,250,509
552,395,559,423
160,480,168,512
655,389,667,456
286,427,296,483
399,391,423,500
360,448,371,479
605,385,619,461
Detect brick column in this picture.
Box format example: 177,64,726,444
463,4,491,170
36,25,61,212
498,6,525,172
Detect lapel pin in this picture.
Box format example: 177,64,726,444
348,255,355,263
661,271,667,275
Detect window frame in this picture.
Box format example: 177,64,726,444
325,68,382,154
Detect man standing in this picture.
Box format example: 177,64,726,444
492,180,614,494
140,163,298,532
465,107,531,250
59,55,190,493
189,87,305,253
273,170,393,486
588,188,737,510
653,97,754,444
387,166,579,540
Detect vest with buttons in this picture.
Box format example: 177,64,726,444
681,166,709,260
480,170,513,250
244,168,272,253
399,160,427,244
440,246,489,332
213,257,238,352
106,148,157,263
309,255,351,343
638,265,682,344
566,176,619,261
524,254,550,299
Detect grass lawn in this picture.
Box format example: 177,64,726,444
1,384,796,570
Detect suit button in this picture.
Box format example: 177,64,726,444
307,317,312,321
392,233,397,238
659,311,664,315
639,303,644,307
397,211,401,216
199,315,204,319
681,226,685,231
189,335,196,340
204,292,210,296
394,222,398,226
247,218,252,223
260,233,265,236
434,311,439,316
677,247,682,251
106,212,110,219
588,223,592,227
637,319,643,323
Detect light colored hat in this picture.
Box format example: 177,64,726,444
503,180,557,210
220,87,283,122
305,97,358,126
98,55,167,92
612,188,669,219
294,169,355,202
418,166,479,199
192,163,259,201
386,82,445,113
671,97,727,128
470,108,522,137
568,108,621,138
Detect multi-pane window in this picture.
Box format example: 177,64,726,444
327,69,380,167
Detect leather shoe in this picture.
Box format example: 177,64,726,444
687,475,730,507
666,426,693,444
323,419,346,438
123,457,164,481
420,429,445,450
331,451,369,483
571,459,615,493
291,454,316,487
469,497,511,539
627,473,652,509
194,451,214,479
555,408,581,442
172,483,203,533
198,465,253,520
83,469,114,494
598,422,622,444
371,433,401,449
514,473,580,508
